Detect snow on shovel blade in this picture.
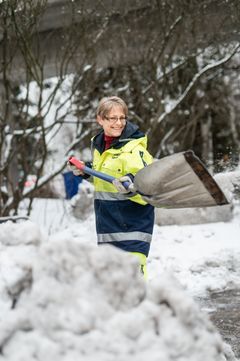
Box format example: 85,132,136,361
134,150,229,208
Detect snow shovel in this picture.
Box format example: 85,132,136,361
68,151,229,208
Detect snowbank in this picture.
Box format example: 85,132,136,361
0,221,236,361
149,206,240,299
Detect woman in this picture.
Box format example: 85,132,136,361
69,96,154,277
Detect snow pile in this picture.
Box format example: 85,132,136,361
0,221,41,312
0,221,236,361
155,204,232,226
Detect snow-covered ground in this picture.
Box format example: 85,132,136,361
0,190,239,360
149,205,240,298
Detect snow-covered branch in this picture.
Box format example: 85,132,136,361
156,44,240,125
155,126,175,158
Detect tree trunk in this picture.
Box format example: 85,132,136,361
201,113,214,172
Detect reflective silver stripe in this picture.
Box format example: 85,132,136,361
97,231,152,244
119,138,135,142
94,191,130,201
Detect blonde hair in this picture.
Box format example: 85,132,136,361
96,96,128,118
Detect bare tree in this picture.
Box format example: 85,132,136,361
0,0,106,216
74,0,240,170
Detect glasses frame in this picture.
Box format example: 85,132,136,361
104,116,127,124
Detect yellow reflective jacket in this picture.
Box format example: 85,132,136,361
91,121,154,257
93,135,153,205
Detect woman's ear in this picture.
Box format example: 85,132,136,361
96,115,104,127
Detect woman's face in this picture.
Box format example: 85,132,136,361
97,105,126,137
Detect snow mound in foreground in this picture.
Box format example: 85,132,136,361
0,221,236,361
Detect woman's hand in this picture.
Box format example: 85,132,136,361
112,175,135,194
67,161,85,176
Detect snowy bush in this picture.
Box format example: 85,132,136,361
70,180,94,220
214,170,240,203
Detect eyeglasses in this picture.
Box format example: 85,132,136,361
104,116,127,124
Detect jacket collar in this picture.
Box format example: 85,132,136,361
92,121,144,153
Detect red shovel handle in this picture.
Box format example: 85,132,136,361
68,156,132,191
68,156,85,171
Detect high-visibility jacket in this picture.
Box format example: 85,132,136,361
92,121,154,257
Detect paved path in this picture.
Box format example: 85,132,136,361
199,289,240,359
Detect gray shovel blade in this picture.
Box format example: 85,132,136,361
134,150,229,208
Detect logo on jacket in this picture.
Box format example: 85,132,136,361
112,153,121,159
